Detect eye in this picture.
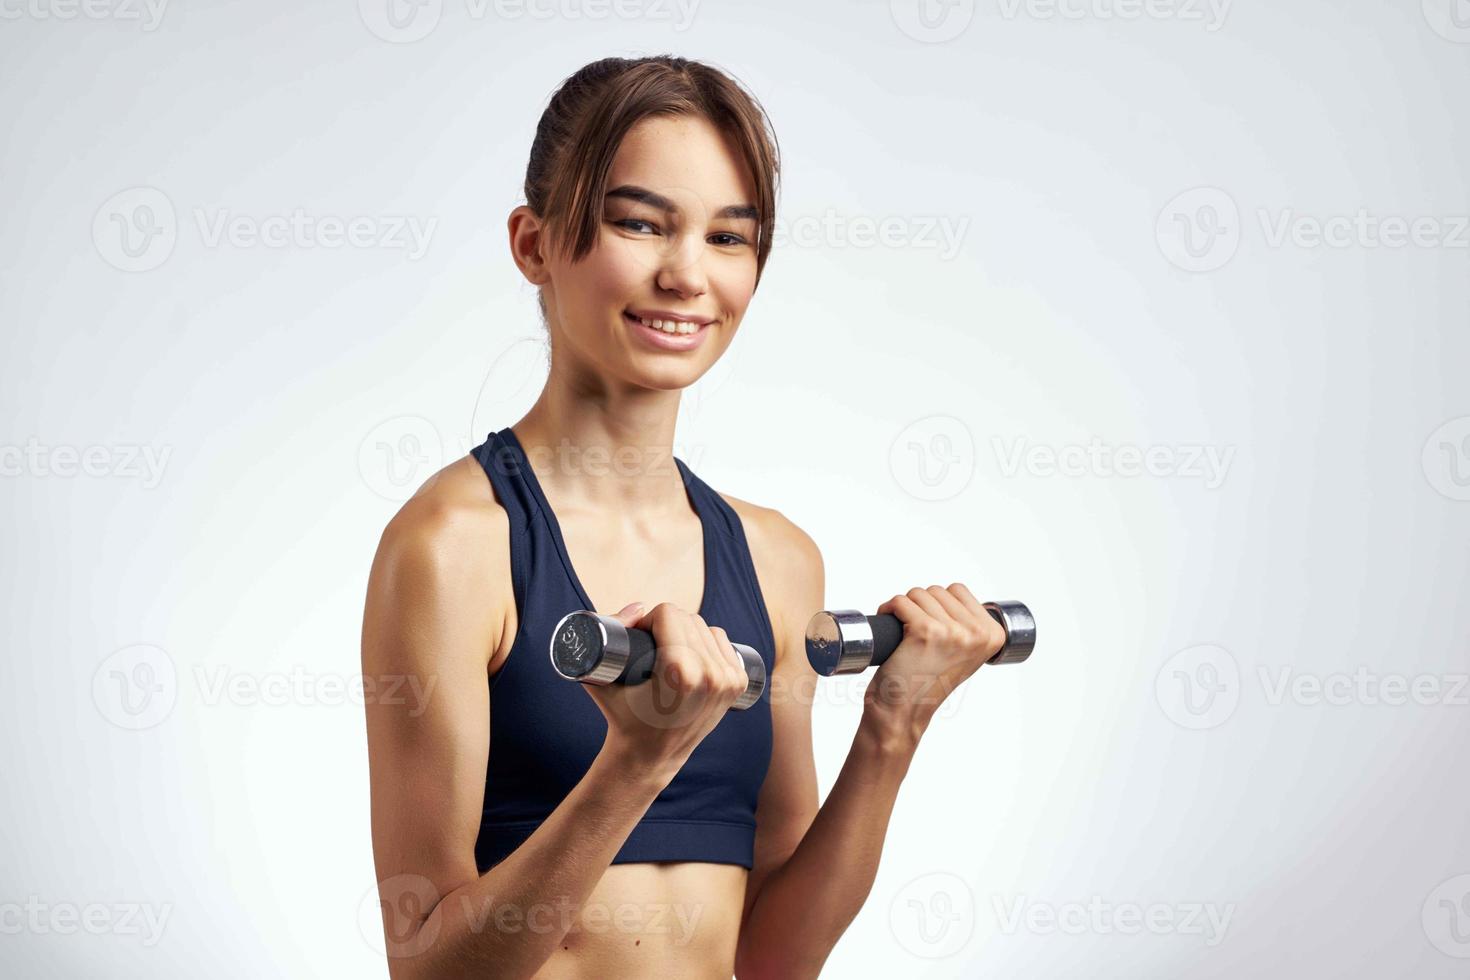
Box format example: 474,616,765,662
709,232,749,247
613,218,659,235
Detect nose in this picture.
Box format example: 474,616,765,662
654,230,709,299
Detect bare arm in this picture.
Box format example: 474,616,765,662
361,484,677,980
733,512,925,980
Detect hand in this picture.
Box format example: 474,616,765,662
582,601,750,783
867,584,1007,735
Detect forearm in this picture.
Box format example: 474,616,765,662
735,711,924,980
393,745,673,980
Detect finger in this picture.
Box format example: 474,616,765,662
946,583,990,621
710,627,745,688
906,585,955,623
613,601,645,626
928,585,982,626
879,593,923,624
691,615,728,689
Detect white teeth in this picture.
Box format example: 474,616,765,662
635,315,701,335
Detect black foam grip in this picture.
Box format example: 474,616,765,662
620,626,659,686
866,614,906,667
866,606,1009,667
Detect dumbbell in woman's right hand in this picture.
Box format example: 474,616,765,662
558,602,754,778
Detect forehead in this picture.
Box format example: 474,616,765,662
606,114,756,211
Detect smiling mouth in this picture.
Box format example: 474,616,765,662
623,310,710,335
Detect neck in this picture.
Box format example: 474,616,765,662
510,392,690,518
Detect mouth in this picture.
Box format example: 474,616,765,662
623,310,712,351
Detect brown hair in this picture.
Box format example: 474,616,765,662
523,56,781,301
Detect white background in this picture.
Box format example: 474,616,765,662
3,0,1469,976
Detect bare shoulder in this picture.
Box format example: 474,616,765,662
365,453,512,671
717,491,825,638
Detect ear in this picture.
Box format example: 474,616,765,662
507,205,553,286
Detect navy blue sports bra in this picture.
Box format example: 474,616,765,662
470,426,776,873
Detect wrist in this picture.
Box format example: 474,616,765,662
858,705,929,757
596,736,684,791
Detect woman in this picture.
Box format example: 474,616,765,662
361,55,1008,979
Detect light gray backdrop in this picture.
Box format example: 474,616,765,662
3,0,1468,976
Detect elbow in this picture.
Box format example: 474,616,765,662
735,936,825,980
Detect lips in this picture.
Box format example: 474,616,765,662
625,309,712,327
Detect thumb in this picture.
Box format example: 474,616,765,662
613,602,645,626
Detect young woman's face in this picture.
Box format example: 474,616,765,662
537,113,761,389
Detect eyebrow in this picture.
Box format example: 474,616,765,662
605,184,758,223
